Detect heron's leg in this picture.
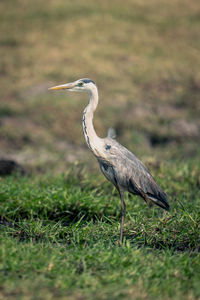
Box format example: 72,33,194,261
119,190,126,244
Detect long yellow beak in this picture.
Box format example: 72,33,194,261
48,82,76,91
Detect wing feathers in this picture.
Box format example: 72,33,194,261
129,177,169,211
101,138,170,211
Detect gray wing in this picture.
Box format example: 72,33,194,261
99,138,169,210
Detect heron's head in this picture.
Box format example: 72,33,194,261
49,78,96,93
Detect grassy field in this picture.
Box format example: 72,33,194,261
0,0,200,299
0,159,200,300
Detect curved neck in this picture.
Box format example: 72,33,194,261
82,85,103,156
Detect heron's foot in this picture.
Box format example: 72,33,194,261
115,240,122,246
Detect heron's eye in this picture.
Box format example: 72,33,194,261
78,82,83,87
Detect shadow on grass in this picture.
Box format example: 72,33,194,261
126,233,200,253
0,203,119,243
1,208,200,253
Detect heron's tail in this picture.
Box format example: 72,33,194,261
146,192,170,211
128,178,170,211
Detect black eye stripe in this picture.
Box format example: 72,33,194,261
81,78,96,84
78,79,96,86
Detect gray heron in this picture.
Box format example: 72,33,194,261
49,78,170,244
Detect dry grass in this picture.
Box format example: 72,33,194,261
0,0,199,171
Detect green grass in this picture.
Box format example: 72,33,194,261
0,158,200,300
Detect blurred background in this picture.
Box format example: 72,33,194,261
0,0,199,174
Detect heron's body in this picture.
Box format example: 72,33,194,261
98,138,167,207
49,78,169,243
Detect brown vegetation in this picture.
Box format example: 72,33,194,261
0,0,199,172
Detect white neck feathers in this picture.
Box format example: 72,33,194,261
82,85,103,156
